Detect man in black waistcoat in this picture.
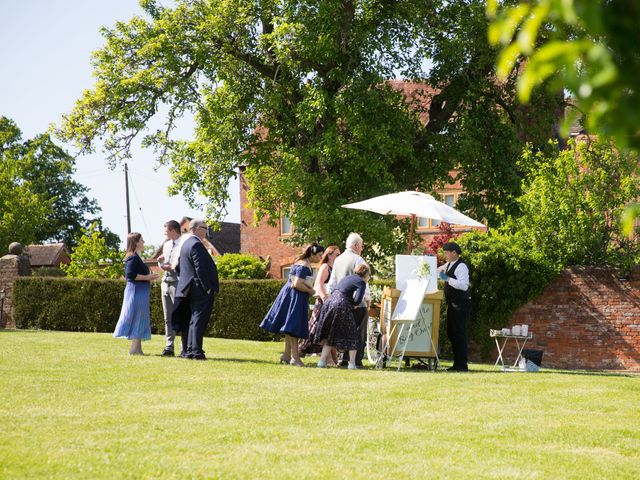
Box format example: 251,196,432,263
438,242,471,372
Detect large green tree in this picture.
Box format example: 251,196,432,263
61,223,124,279
59,0,561,257
0,116,119,252
0,119,51,253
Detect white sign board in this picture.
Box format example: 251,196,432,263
389,278,437,356
395,302,436,355
395,255,438,293
392,278,429,321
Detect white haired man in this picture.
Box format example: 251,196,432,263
171,219,219,360
327,232,370,368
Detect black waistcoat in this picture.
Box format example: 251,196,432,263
444,259,471,302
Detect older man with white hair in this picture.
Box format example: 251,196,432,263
171,219,219,360
327,232,370,368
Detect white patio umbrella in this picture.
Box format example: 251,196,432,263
342,191,484,253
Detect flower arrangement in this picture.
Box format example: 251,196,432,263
414,258,431,279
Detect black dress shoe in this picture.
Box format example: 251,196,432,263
192,354,207,360
161,349,175,357
446,366,469,372
178,351,189,358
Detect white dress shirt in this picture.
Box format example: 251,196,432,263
442,261,469,291
160,235,181,281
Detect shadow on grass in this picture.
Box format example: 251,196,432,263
533,368,639,378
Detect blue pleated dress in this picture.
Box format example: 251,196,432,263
113,254,152,341
260,264,312,339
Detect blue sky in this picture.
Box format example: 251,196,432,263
0,0,240,248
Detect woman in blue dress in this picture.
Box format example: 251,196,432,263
260,243,324,366
113,232,159,355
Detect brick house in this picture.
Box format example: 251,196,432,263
239,173,299,279
25,243,70,270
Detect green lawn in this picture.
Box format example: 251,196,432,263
1,330,638,479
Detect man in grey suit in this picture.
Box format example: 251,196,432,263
157,220,181,356
328,232,370,368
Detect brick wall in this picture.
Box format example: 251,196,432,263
239,173,298,278
0,253,31,328
503,266,640,371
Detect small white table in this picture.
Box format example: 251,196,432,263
490,330,533,370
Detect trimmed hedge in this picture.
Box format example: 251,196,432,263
13,277,285,341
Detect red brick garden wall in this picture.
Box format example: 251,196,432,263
504,266,640,371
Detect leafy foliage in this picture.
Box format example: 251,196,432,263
487,0,640,151
502,139,640,272
456,231,557,359
216,253,268,279
0,118,52,253
0,116,118,252
58,0,561,256
31,267,66,277
456,138,639,357
423,222,458,263
61,223,124,279
487,0,640,233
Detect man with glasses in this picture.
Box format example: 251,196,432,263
327,232,370,368
171,219,219,360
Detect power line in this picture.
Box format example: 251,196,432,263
126,169,152,242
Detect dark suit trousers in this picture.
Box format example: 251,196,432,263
354,306,368,365
446,299,471,368
185,290,215,358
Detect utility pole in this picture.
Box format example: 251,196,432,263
124,162,131,234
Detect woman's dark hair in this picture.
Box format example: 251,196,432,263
319,244,340,265
125,232,142,259
180,216,193,233
442,242,462,255
296,242,325,261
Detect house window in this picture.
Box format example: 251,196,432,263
432,193,457,228
417,216,430,229
444,194,456,207
281,266,291,278
280,214,292,236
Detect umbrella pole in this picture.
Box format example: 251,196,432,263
407,214,415,254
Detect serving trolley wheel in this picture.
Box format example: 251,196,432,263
366,316,387,368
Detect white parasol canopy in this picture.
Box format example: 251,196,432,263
342,191,484,227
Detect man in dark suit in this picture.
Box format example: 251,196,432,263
171,219,219,360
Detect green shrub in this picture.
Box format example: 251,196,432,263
31,267,65,277
216,253,268,279
61,222,124,279
13,277,285,341
456,231,556,359
504,140,640,273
